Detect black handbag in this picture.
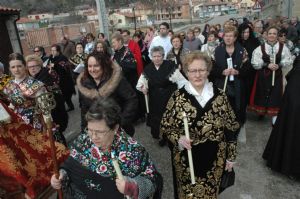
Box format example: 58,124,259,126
219,169,235,193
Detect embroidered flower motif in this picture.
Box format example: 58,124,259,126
145,168,153,175
102,155,108,162
91,147,101,160
22,116,30,124
71,149,77,157
128,137,137,145
119,151,127,162
97,165,107,173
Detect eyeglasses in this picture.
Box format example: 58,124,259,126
180,34,185,37
194,31,199,33
34,50,40,53
188,69,207,75
85,127,111,138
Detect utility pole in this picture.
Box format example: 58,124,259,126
169,6,172,30
95,0,110,40
133,7,136,31
189,0,193,24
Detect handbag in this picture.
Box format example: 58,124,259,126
219,169,235,193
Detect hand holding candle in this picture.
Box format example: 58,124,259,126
111,152,124,180
182,112,196,184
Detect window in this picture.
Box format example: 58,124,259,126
118,19,122,23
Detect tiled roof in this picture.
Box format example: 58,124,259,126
0,6,20,14
17,17,37,23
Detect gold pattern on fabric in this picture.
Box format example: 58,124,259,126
160,88,239,198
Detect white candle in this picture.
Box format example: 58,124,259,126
227,58,234,81
144,94,149,113
111,152,124,180
272,54,276,86
182,112,196,185
223,75,229,92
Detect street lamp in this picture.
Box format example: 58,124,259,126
168,6,172,30
132,6,136,31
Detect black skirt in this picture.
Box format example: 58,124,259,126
262,68,300,179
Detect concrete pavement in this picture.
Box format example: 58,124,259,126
52,14,300,198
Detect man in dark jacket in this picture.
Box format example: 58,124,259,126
61,35,76,59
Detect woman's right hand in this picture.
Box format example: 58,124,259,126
50,171,65,190
268,63,279,71
178,136,192,150
141,85,148,95
222,68,231,76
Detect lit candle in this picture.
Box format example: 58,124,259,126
182,112,196,184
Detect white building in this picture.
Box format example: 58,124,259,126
28,13,53,20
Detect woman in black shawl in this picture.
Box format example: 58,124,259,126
48,44,76,112
238,23,261,106
262,54,300,179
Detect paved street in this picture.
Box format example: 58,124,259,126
60,95,300,199
54,15,300,199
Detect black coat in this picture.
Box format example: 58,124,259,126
33,67,69,132
143,60,177,129
239,37,261,105
49,54,76,97
212,42,251,125
113,46,138,89
77,63,138,130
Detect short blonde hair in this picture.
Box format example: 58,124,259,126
182,51,212,73
25,54,43,67
223,25,238,37
111,32,124,44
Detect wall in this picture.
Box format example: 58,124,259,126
21,22,96,56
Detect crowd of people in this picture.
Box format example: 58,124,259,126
0,15,300,198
